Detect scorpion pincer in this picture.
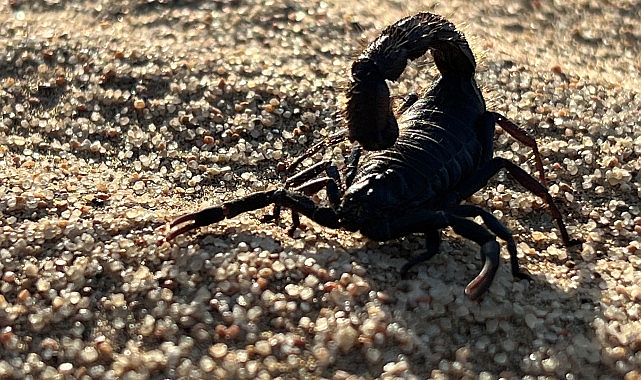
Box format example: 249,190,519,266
164,12,577,299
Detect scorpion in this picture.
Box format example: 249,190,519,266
164,12,576,299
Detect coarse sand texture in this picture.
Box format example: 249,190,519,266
1,1,640,379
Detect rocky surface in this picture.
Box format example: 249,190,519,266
1,0,640,379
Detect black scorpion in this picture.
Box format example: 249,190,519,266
164,12,576,299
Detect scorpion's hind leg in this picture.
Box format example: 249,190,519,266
490,112,547,185
500,160,580,246
461,112,578,246
458,157,577,247
474,112,545,185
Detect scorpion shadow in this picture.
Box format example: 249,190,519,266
160,215,609,378
1,215,610,378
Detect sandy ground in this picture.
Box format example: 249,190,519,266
1,0,641,379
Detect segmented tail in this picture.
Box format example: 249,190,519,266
344,13,475,151
363,12,475,78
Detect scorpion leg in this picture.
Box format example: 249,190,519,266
270,189,341,229
270,130,348,225
490,112,547,185
324,165,342,202
284,160,334,188
457,157,576,247
400,229,440,277
285,130,347,176
499,159,578,246
284,175,341,236
264,160,334,224
398,204,532,284
344,144,362,189
287,162,342,234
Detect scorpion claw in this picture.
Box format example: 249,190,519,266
164,206,226,242
164,220,198,243
465,262,497,300
465,241,500,300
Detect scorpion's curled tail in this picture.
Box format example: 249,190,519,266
362,12,475,79
344,12,475,151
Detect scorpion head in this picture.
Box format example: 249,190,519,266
344,58,399,151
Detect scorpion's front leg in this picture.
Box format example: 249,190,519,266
267,130,348,229
265,161,343,235
281,172,342,236
263,160,331,225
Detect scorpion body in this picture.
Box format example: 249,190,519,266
166,13,575,299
